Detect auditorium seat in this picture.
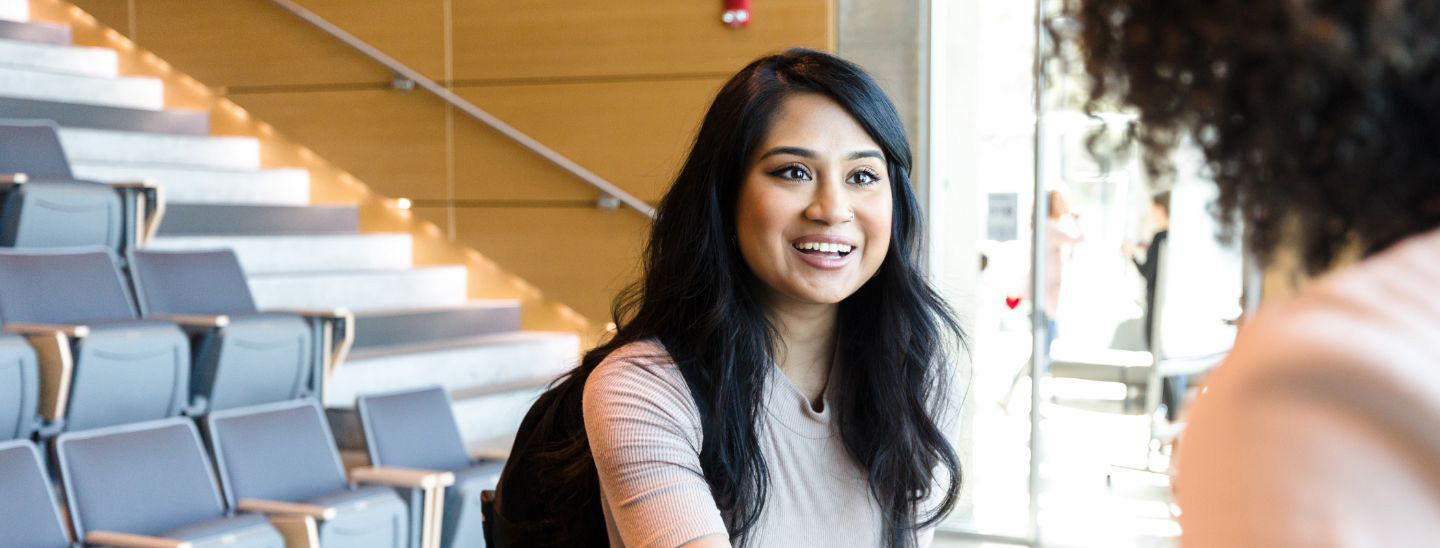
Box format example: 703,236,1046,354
0,3,582,462
358,386,503,548
0,248,190,434
207,399,422,548
130,248,354,411
0,119,161,254
0,439,72,547
54,418,285,547
0,333,38,441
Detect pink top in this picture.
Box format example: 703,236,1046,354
1176,228,1440,546
1043,216,1084,317
583,340,961,548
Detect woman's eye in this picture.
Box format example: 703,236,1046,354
849,170,880,186
772,165,812,181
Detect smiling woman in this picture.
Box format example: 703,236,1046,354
490,49,965,548
738,93,893,312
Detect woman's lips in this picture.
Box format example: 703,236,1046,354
791,245,857,270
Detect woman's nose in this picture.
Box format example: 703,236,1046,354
805,179,853,225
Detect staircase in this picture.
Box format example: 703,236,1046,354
0,0,579,458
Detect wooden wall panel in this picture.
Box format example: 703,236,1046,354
451,0,832,80
228,77,719,203
416,206,651,322
452,77,720,202
72,0,392,86
73,0,830,86
232,89,450,200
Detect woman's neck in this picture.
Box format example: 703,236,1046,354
768,297,838,411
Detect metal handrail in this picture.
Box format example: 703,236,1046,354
269,0,657,219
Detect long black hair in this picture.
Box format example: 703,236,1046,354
536,48,964,547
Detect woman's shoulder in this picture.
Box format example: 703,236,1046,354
590,338,683,384
584,338,700,421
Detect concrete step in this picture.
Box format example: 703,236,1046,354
71,163,308,205
352,301,523,351
331,332,577,405
0,20,69,46
59,128,258,170
0,65,161,110
248,266,468,312
0,0,26,23
156,204,359,236
0,38,115,77
0,96,207,135
147,233,412,274
325,331,579,452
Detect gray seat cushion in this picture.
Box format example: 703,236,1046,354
163,513,283,548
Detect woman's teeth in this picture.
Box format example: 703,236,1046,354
794,242,854,256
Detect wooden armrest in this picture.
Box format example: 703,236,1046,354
280,308,353,320
160,314,230,329
106,179,157,190
237,498,337,520
351,466,456,490
5,323,89,338
266,514,320,548
283,309,355,386
0,173,27,185
86,530,191,548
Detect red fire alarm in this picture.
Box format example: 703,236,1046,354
722,0,751,28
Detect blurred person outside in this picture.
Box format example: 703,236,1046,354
1123,191,1184,420
1042,188,1084,354
1069,0,1440,545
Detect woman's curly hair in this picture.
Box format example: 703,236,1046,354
1067,0,1440,273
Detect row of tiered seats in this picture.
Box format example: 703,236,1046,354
0,0,575,546
0,0,579,461
0,245,342,439
1,389,496,547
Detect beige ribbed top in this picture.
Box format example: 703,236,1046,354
582,340,956,548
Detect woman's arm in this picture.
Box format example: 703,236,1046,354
584,357,732,548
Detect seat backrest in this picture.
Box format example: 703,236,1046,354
0,120,74,180
0,439,71,548
55,418,227,539
0,335,38,440
358,386,471,472
129,249,258,316
206,399,349,507
0,248,136,324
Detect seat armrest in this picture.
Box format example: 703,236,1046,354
85,530,192,548
350,466,454,548
266,514,320,548
278,308,349,319
158,314,231,329
5,323,90,338
5,325,84,421
108,179,164,248
105,179,155,190
275,308,354,400
351,466,457,490
237,498,338,520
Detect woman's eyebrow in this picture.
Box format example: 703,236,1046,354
758,146,885,161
